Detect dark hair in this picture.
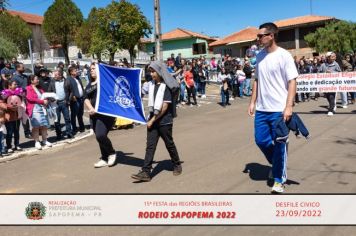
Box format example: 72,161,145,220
89,62,97,82
68,66,77,75
15,62,24,70
259,22,279,40
8,79,17,86
29,75,36,81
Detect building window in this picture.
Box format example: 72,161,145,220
152,46,156,54
278,29,296,49
192,43,207,55
223,48,232,56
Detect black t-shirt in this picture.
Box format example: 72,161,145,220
84,82,97,107
151,84,173,126
39,76,51,92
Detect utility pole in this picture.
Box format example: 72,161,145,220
154,0,162,61
28,39,34,74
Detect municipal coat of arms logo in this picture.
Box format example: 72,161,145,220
109,76,136,108
25,202,46,220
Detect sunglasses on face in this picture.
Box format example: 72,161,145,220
257,33,271,39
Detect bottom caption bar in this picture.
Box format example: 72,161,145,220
0,195,355,225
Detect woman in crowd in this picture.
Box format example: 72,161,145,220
184,65,198,106
26,75,52,150
218,68,230,107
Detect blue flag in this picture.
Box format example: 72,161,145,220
95,64,146,124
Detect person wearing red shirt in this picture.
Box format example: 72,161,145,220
184,65,197,106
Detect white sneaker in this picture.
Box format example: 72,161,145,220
342,105,348,109
89,129,94,135
35,141,42,150
108,154,117,167
327,111,334,116
230,97,234,101
44,140,52,147
201,95,207,99
7,148,14,153
271,182,285,193
94,159,108,168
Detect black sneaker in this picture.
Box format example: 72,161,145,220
173,164,182,176
131,170,151,182
25,134,32,139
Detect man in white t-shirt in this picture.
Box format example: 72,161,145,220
248,23,298,193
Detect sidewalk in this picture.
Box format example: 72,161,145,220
0,114,93,164
0,128,93,164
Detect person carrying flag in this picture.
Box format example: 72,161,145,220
84,63,117,168
131,61,182,182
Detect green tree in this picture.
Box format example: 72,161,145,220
0,0,10,10
117,1,152,65
74,20,91,55
92,1,152,63
305,20,356,54
43,0,83,65
0,11,32,55
75,7,103,60
0,36,18,59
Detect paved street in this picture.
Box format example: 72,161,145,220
1,87,356,235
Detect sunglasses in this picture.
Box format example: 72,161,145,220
257,33,271,39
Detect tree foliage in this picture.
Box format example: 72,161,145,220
0,0,10,10
305,20,356,54
80,1,151,63
117,1,152,64
43,0,83,65
75,7,98,56
0,36,18,59
0,11,32,55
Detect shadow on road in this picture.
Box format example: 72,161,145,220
130,159,177,183
335,137,356,145
116,151,144,167
18,136,58,149
295,105,356,115
243,162,300,187
151,160,175,179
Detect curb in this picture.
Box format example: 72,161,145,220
0,131,94,164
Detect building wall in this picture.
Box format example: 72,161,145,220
212,41,255,58
29,24,49,54
145,37,213,59
278,23,328,57
287,47,314,58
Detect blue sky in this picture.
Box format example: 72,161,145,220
9,0,356,38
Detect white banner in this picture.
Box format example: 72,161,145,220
1,195,356,225
296,72,356,93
